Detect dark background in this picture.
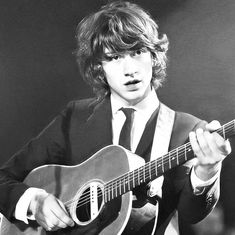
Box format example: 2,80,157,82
0,0,235,234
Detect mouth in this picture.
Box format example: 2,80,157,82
124,79,141,86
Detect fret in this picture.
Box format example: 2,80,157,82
120,178,124,195
149,162,152,180
133,169,137,187
107,185,110,202
149,163,152,180
169,150,177,168
132,170,135,188
176,148,179,165
143,165,146,182
128,172,132,189
140,167,143,183
127,173,130,191
115,180,118,198
156,158,162,175
155,159,158,176
168,152,171,169
124,176,128,193
122,177,125,194
113,181,116,199
130,171,135,188
118,179,121,197
123,177,126,194
232,120,235,137
233,120,235,136
111,182,114,200
222,124,225,139
137,167,140,185
118,179,121,195
184,144,187,161
161,156,164,173
119,178,122,196
104,187,107,203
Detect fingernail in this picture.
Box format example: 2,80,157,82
189,132,195,138
196,128,203,134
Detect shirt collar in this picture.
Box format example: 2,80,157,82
111,89,160,117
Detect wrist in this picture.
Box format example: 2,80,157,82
28,189,49,217
194,161,222,181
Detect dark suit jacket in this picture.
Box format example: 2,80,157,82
0,96,219,234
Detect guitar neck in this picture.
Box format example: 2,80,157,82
104,119,235,202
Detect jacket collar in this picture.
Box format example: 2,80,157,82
78,95,158,162
80,96,113,158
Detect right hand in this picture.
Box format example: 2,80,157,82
28,191,75,231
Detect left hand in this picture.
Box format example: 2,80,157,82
189,120,231,181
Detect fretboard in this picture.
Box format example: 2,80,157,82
104,119,235,202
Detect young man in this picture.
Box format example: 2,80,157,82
0,1,231,234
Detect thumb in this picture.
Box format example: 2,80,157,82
205,120,221,132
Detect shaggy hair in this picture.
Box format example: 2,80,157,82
75,1,169,99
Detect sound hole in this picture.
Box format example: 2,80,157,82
76,184,103,223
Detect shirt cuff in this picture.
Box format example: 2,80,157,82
190,163,222,195
14,188,48,224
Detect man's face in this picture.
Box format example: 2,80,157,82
101,48,153,106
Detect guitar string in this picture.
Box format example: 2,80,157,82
64,123,235,210
62,145,205,210
63,141,190,206
64,124,235,211
63,143,192,209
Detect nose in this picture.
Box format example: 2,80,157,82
123,55,137,77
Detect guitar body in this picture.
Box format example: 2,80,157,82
1,120,234,234
0,145,144,235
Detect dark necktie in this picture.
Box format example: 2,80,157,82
118,108,135,150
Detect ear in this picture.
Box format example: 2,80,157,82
152,57,157,67
151,52,157,67
95,63,102,70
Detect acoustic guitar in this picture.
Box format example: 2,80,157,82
1,120,234,235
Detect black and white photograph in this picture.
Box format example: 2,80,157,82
0,1,235,234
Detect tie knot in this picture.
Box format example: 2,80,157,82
121,107,135,119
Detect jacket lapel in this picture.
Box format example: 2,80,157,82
76,97,113,161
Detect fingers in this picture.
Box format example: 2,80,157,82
189,121,231,181
189,129,214,164
205,120,231,156
205,120,221,131
189,126,231,166
33,193,75,231
214,136,232,155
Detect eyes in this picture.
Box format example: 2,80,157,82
104,49,146,62
134,49,144,56
109,55,120,61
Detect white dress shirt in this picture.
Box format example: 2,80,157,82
111,89,159,152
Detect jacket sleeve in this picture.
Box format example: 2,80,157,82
177,166,219,223
0,101,74,221
167,112,220,224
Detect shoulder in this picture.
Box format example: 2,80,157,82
62,97,101,115
174,111,208,131
169,111,207,149
66,97,98,111
61,96,110,122
162,103,207,132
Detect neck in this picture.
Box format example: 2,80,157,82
111,89,159,111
